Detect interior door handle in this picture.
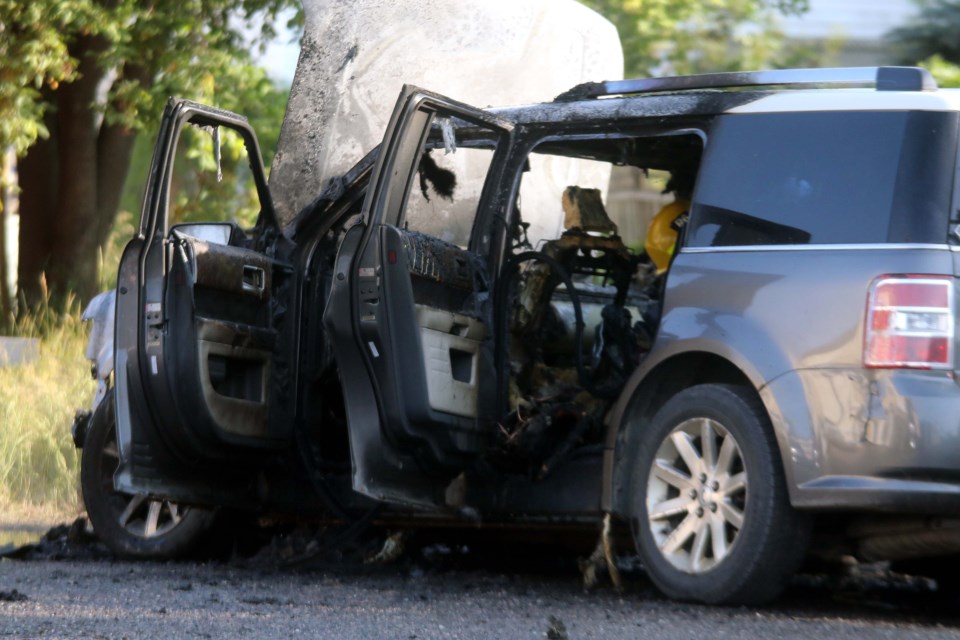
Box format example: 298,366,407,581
242,265,265,294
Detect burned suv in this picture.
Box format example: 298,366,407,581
74,66,960,605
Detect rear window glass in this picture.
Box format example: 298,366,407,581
688,111,958,247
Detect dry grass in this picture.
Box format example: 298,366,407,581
0,298,94,524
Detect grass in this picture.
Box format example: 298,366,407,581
0,295,95,525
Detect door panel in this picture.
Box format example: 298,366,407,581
164,230,277,445
112,99,286,505
325,86,514,507
416,303,486,419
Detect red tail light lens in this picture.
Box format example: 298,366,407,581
864,276,954,369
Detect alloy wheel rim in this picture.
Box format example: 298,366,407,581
646,417,748,574
100,431,189,539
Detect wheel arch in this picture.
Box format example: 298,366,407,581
603,350,787,517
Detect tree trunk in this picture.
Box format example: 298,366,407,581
17,102,59,307
18,38,144,307
47,34,110,303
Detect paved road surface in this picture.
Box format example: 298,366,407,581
2,548,959,639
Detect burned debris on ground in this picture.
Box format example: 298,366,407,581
0,589,28,603
7,516,960,625
0,518,111,562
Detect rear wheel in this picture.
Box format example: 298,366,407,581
80,389,216,558
629,384,809,605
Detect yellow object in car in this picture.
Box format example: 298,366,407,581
645,199,690,274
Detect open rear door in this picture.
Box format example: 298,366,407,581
325,86,514,507
112,99,290,506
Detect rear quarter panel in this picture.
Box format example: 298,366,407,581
610,245,960,505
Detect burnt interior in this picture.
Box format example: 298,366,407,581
289,122,708,504
487,132,705,480
153,109,707,516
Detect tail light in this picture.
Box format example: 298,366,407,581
864,276,954,369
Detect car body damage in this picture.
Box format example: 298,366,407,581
492,188,654,480
74,65,960,605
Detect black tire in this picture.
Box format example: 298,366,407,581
80,389,216,558
629,384,810,605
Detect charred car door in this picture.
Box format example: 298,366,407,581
325,87,514,507
112,99,289,505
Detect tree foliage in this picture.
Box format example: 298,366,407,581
6,0,300,305
580,0,810,77
887,0,960,67
119,62,290,231
0,1,75,155
0,0,296,156
885,0,960,89
922,55,960,88
6,0,818,305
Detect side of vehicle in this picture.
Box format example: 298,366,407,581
75,67,960,604
586,76,960,600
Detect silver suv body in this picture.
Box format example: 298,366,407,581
75,66,960,604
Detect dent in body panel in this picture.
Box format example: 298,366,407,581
761,369,871,492
780,368,960,509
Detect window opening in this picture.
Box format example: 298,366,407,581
399,118,499,250
490,132,705,478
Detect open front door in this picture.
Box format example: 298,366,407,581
325,87,514,508
113,99,290,506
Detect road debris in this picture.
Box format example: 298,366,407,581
546,615,569,639
0,517,109,561
366,531,407,565
579,514,623,591
0,589,28,603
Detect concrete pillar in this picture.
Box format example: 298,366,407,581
269,0,623,226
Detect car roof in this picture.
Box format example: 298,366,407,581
487,67,960,127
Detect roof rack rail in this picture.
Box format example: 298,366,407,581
554,66,937,102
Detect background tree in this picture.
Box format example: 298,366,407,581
5,0,818,309
0,1,79,320
0,1,76,156
7,0,300,307
92,60,291,293
887,0,960,67
887,0,960,88
580,0,811,77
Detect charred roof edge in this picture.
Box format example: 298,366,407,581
554,67,938,102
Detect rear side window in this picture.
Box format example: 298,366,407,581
688,111,958,247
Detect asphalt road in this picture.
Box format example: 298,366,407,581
2,538,960,640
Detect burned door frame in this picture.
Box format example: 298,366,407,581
467,124,712,518
325,86,515,508
113,99,283,506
